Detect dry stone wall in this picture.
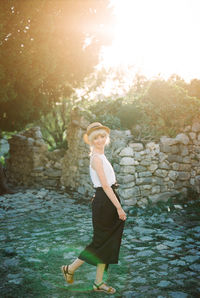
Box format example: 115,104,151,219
7,120,200,207
7,127,65,189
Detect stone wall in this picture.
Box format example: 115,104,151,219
7,127,65,189
7,119,200,206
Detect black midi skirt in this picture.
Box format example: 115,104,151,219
78,184,125,266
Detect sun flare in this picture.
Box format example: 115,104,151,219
101,0,200,81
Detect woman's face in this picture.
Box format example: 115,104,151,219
91,133,107,149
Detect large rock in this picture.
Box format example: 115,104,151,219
149,191,178,203
151,185,161,194
179,164,191,171
146,142,159,152
160,136,179,146
117,174,135,184
136,177,153,185
152,177,165,186
159,152,168,162
138,171,152,178
154,169,168,178
140,159,151,166
175,133,190,145
129,143,144,151
136,165,147,172
168,170,178,181
180,145,189,156
134,152,142,161
178,172,191,180
122,197,137,206
149,164,158,172
120,157,136,166
119,186,140,199
120,165,136,174
159,162,170,169
119,147,134,157
167,154,183,163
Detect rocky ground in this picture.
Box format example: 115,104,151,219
0,188,200,298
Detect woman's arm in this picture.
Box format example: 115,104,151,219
92,156,126,221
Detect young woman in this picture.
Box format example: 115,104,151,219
61,122,126,294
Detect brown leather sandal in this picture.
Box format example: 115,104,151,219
93,281,116,294
61,265,74,284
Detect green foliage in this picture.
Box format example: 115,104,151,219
79,97,123,129
0,0,114,131
79,76,200,143
94,114,121,130
115,101,144,129
0,155,5,166
140,79,200,137
34,98,71,150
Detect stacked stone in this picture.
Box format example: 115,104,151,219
32,149,65,189
7,127,66,189
187,122,200,193
6,120,200,206
7,127,48,186
60,110,90,194
116,123,200,206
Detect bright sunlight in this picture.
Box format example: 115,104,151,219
101,0,200,81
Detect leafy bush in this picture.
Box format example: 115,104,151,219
82,78,200,142
140,79,200,137
115,101,144,130
0,156,5,166
27,76,200,148
80,97,123,129
34,99,70,150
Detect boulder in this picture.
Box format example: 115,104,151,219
120,157,136,166
136,177,153,185
120,165,136,174
154,169,168,178
138,171,152,178
149,191,177,203
175,133,190,145
168,170,178,181
149,164,158,172
119,147,134,157
178,172,191,180
129,143,144,151
160,136,178,146
119,186,140,199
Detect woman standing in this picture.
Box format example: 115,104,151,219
61,122,126,294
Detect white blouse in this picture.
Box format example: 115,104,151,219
89,153,116,188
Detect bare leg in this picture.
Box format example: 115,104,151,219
93,263,116,294
68,258,84,273
61,258,84,284
95,263,106,284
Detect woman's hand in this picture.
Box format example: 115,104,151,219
117,207,127,221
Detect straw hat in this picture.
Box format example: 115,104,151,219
83,122,110,144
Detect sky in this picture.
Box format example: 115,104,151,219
100,0,200,82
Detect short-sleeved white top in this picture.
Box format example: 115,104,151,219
89,153,116,188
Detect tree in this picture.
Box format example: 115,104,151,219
0,0,114,131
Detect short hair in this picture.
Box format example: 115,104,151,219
88,129,110,146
